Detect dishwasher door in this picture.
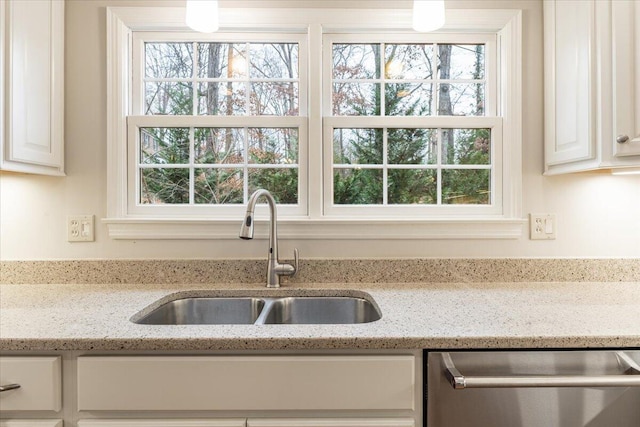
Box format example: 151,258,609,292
426,350,640,427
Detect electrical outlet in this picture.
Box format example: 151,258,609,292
530,214,556,240
68,215,95,242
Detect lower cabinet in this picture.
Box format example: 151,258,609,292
247,419,415,427
2,353,418,427
77,356,415,412
77,419,414,427
0,357,61,412
0,421,62,427
77,421,244,427
0,357,62,427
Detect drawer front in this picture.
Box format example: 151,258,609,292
0,357,62,411
0,421,62,427
77,355,415,411
78,421,244,427
248,418,415,427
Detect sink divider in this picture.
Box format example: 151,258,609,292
253,298,277,325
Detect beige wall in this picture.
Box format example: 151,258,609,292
1,0,639,260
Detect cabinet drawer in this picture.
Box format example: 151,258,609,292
248,418,415,427
0,421,62,427
78,421,243,427
77,355,415,411
0,357,61,411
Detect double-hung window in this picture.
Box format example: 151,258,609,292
106,7,523,239
323,34,501,217
128,33,308,218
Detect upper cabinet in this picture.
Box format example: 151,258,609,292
0,0,64,176
544,0,640,174
612,0,640,159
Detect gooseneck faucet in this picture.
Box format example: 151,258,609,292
239,189,299,288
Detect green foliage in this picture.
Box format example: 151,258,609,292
251,168,298,204
194,169,243,204
388,169,436,204
142,168,190,204
334,169,382,205
141,128,190,204
441,128,490,204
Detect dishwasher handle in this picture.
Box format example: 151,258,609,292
442,352,640,390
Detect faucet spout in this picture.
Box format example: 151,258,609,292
239,189,299,288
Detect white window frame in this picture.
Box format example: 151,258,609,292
104,7,524,240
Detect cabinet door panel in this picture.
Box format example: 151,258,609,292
0,356,61,411
248,419,415,427
78,420,245,427
612,0,640,157
544,0,596,165
0,421,62,427
1,0,64,175
77,355,415,411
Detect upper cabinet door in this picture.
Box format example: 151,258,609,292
612,0,640,158
544,0,596,166
0,0,64,176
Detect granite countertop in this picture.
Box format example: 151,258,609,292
1,282,639,352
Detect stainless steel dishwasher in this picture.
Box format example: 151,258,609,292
425,350,640,426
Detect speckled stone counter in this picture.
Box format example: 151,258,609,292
1,281,639,351
2,258,640,284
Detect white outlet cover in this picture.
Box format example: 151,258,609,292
68,215,95,242
529,213,556,240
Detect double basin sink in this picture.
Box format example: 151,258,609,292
131,293,382,325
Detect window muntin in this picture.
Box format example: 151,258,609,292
129,33,307,216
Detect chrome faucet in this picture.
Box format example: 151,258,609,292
239,189,299,288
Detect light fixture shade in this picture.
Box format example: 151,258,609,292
412,0,445,32
186,0,219,33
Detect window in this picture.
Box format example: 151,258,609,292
323,35,502,217
106,7,523,239
128,34,308,217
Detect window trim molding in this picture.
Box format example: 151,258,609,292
104,6,524,240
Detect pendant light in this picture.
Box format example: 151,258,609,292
186,0,219,33
412,0,445,32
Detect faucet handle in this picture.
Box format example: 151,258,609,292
291,248,299,277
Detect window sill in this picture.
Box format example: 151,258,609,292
103,217,526,240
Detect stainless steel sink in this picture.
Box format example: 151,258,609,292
132,294,381,325
133,297,265,325
261,297,381,324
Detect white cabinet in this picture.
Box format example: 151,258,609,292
544,0,640,174
78,419,414,427
247,419,414,427
0,356,62,411
77,355,415,411
0,0,64,176
0,357,62,427
612,0,640,158
544,0,596,167
78,421,244,427
0,421,62,427
1,353,417,426
75,355,416,426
